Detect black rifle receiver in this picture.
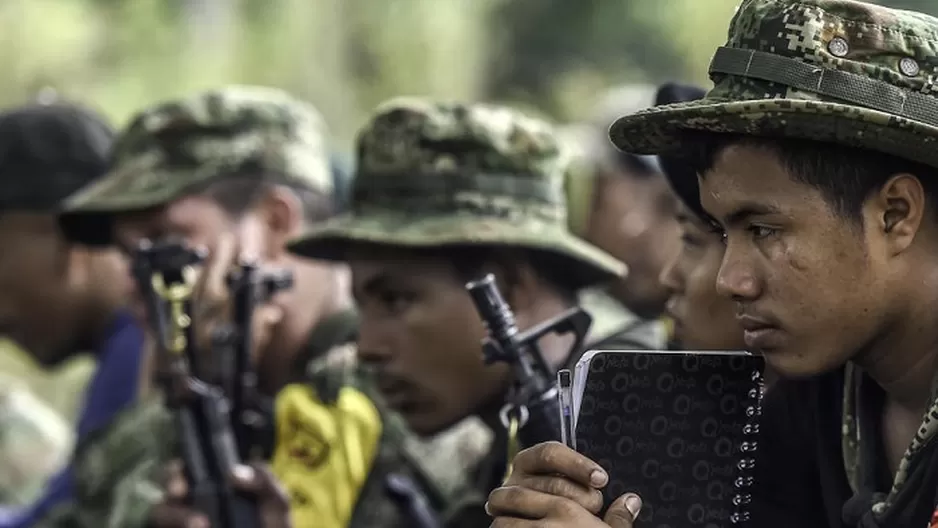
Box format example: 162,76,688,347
132,240,261,528
466,273,592,445
225,261,294,461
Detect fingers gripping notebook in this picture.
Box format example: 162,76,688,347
571,350,765,527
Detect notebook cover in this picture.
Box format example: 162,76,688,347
574,350,764,527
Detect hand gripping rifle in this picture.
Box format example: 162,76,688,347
131,240,261,528
465,274,592,478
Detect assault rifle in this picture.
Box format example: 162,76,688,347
466,274,592,448
222,261,293,461
131,240,261,528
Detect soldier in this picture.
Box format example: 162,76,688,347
488,1,938,527
0,102,149,528
650,82,747,353
53,86,488,528
286,97,626,523
561,128,661,351
565,85,681,350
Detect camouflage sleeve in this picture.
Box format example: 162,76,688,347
32,397,175,528
0,378,72,508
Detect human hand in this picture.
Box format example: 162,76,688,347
147,460,291,528
486,441,642,528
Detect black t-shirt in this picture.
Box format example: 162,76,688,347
750,368,938,528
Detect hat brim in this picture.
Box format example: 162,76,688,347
60,166,211,214
609,98,938,169
288,212,627,289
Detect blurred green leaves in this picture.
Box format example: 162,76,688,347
0,0,929,150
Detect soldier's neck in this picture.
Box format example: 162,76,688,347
856,273,938,414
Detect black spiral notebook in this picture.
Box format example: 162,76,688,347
571,349,765,527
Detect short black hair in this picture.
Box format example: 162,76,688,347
682,132,938,223
202,176,336,224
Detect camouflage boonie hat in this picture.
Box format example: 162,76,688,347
610,0,938,170
62,85,332,213
288,97,626,288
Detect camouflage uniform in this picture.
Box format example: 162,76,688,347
49,87,491,528
286,98,627,515
0,375,72,507
610,0,938,525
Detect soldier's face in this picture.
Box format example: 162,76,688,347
112,194,240,324
659,202,745,351
699,143,888,378
586,169,681,319
350,250,513,436
0,213,129,365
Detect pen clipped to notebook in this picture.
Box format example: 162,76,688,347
556,368,576,450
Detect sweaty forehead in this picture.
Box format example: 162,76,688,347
697,143,820,220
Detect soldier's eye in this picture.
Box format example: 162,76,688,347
379,290,415,315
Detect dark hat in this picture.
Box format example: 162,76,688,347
0,103,113,213
654,83,708,220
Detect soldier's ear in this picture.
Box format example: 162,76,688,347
62,243,92,288
255,185,304,254
869,173,925,257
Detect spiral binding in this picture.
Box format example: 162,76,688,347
730,368,764,525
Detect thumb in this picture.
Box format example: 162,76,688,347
604,493,642,528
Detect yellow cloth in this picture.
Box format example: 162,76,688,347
270,383,383,528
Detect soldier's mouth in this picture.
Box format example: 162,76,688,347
377,377,418,410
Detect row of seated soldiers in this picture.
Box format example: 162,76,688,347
8,1,938,526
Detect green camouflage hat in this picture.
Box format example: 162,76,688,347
610,0,938,169
287,97,626,288
62,85,332,213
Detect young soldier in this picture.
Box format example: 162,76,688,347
566,85,682,350
286,97,626,522
649,82,748,354
562,126,666,352
53,87,482,528
0,103,147,528
486,1,938,527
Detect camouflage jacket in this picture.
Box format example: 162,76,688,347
0,379,73,508
33,310,491,528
